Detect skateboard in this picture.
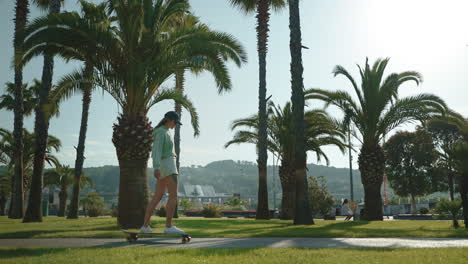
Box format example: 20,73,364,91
122,229,192,243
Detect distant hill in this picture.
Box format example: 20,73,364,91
82,160,372,200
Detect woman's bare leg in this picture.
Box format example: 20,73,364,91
143,177,168,227
165,174,178,228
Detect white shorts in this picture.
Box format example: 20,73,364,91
160,156,178,179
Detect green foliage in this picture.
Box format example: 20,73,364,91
384,128,438,198
179,198,194,211
432,198,462,222
226,101,346,166
81,192,106,217
21,0,247,136
419,208,429,214
156,206,167,217
201,203,222,218
224,197,247,210
307,58,447,148
308,176,335,217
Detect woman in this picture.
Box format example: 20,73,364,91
342,199,354,221
140,111,185,234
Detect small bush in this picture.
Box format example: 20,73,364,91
419,207,429,214
432,198,462,228
111,207,118,217
156,206,166,217
87,205,105,217
201,203,222,218
81,192,106,217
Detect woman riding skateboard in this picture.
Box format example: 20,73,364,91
140,111,185,234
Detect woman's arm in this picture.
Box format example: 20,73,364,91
151,129,164,171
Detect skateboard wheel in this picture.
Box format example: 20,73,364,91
181,235,191,244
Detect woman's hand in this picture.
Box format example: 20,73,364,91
154,170,161,180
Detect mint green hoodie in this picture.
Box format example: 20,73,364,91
151,126,175,170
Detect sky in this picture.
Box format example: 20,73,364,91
1,0,468,169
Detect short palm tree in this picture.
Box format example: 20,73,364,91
0,128,61,211
226,101,346,219
0,167,11,216
229,0,287,220
44,165,92,217
307,58,448,220
20,0,247,228
1,79,60,118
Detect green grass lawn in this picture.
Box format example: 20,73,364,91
0,216,467,238
1,248,468,264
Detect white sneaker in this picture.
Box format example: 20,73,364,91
139,226,153,233
164,225,185,235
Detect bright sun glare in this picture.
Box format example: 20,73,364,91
365,0,468,66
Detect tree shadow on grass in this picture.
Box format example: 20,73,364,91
0,248,69,260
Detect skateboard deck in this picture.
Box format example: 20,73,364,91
122,229,192,243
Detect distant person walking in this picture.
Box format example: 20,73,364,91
140,111,185,234
342,199,354,221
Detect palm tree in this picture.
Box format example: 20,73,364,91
0,168,11,216
1,79,60,216
32,0,112,220
24,0,63,223
288,0,313,225
307,58,448,220
44,165,92,217
10,0,30,219
20,0,247,228
0,128,61,210
226,101,346,219
229,0,287,220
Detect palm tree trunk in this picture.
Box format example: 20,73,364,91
410,194,417,214
289,0,313,225
23,0,61,223
460,171,468,229
113,113,152,228
448,164,455,201
279,160,295,220
173,70,185,219
67,63,93,219
58,187,67,217
9,0,29,220
358,143,385,221
255,0,271,220
0,195,6,216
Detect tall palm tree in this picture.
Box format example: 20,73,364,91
33,0,112,220
307,58,448,220
20,0,247,228
229,0,287,220
44,165,92,217
10,0,30,219
226,101,346,219
288,0,313,225
24,0,63,223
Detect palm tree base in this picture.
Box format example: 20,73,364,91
117,158,150,229
362,185,384,221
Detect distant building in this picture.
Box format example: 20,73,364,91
180,184,234,204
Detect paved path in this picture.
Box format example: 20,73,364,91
1,237,468,249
